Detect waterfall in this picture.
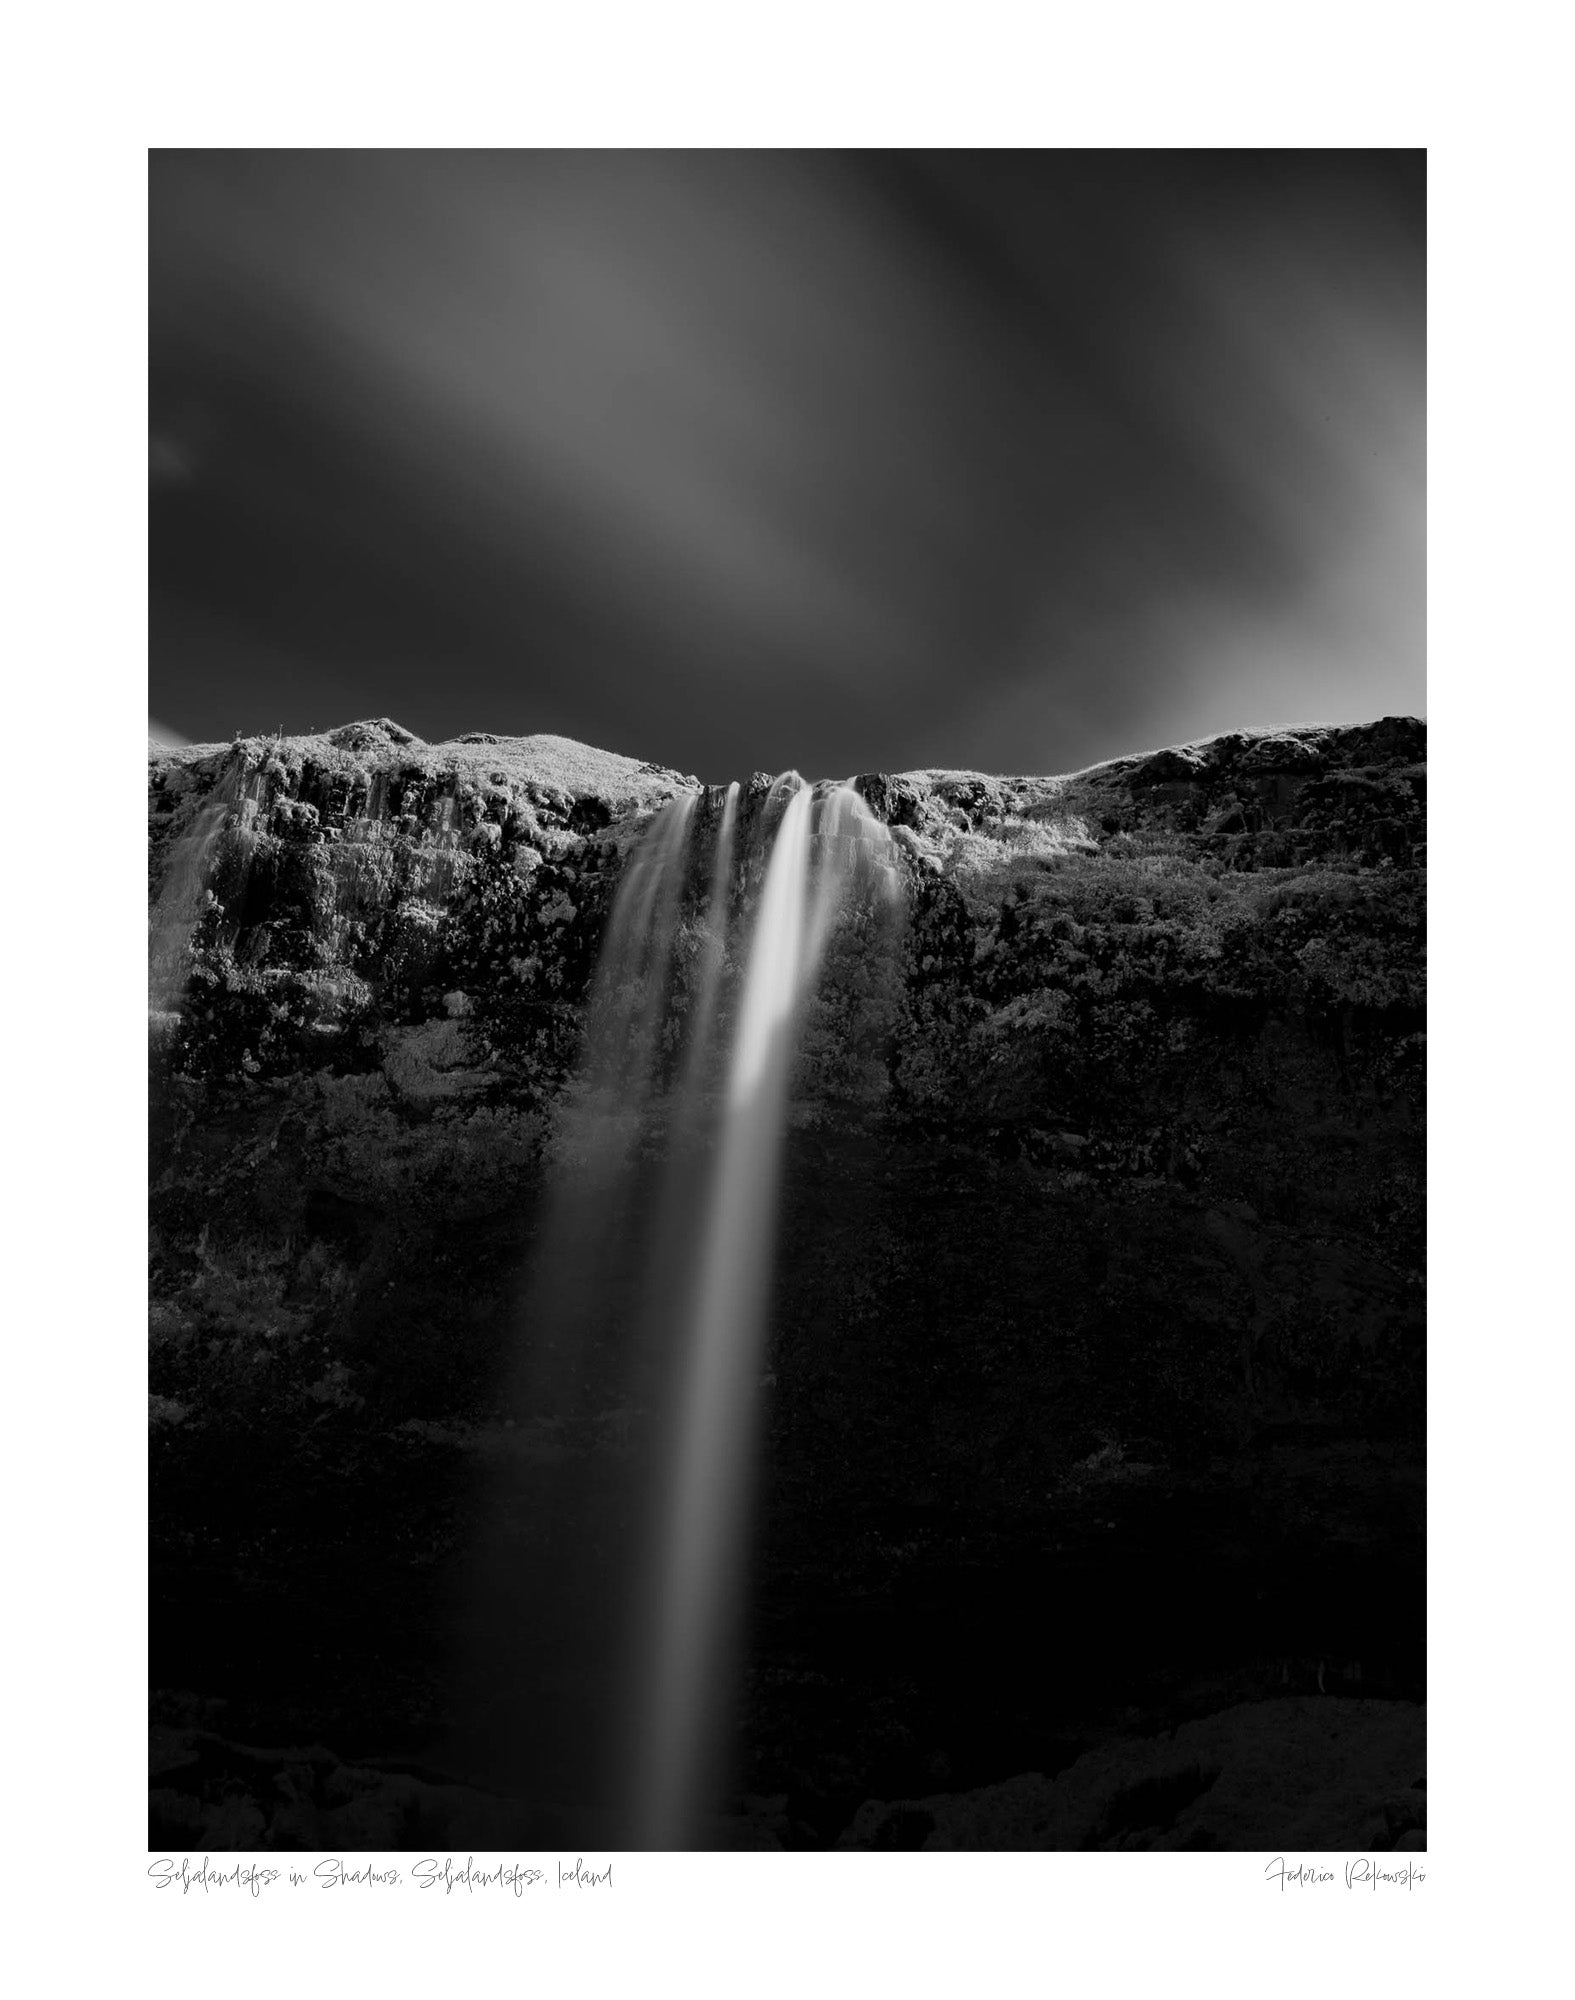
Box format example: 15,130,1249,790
149,756,267,1011
674,781,739,1110
514,791,698,1425
571,790,697,1151
630,779,815,1845
469,771,898,1844
631,776,898,1846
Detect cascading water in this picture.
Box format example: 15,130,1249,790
674,781,739,1110
631,780,813,1845
633,778,899,1846
148,757,268,1010
150,749,491,1023
508,791,698,1434
496,771,900,1845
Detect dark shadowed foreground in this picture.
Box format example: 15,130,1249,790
148,716,1424,1851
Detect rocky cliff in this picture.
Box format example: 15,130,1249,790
148,714,1425,1850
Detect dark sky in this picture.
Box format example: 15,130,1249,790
150,149,1424,782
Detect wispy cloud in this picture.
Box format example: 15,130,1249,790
150,151,1424,774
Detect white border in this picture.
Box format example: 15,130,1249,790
11,2,1569,1991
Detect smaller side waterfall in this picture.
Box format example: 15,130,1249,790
149,758,268,1011
514,790,699,1423
674,781,739,1110
569,791,698,1157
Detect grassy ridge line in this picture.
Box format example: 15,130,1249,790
149,722,697,807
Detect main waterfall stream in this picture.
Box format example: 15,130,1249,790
506,773,900,1846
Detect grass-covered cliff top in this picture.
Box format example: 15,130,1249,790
902,715,1423,818
152,714,1424,816
150,719,699,811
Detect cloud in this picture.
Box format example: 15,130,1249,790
149,151,1424,773
149,430,197,487
152,154,1088,687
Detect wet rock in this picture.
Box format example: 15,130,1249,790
146,1723,555,1852
853,773,932,830
837,1698,1425,1851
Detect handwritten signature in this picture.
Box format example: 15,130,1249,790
1265,1856,1425,1890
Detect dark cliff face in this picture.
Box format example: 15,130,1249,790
147,716,1425,1851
